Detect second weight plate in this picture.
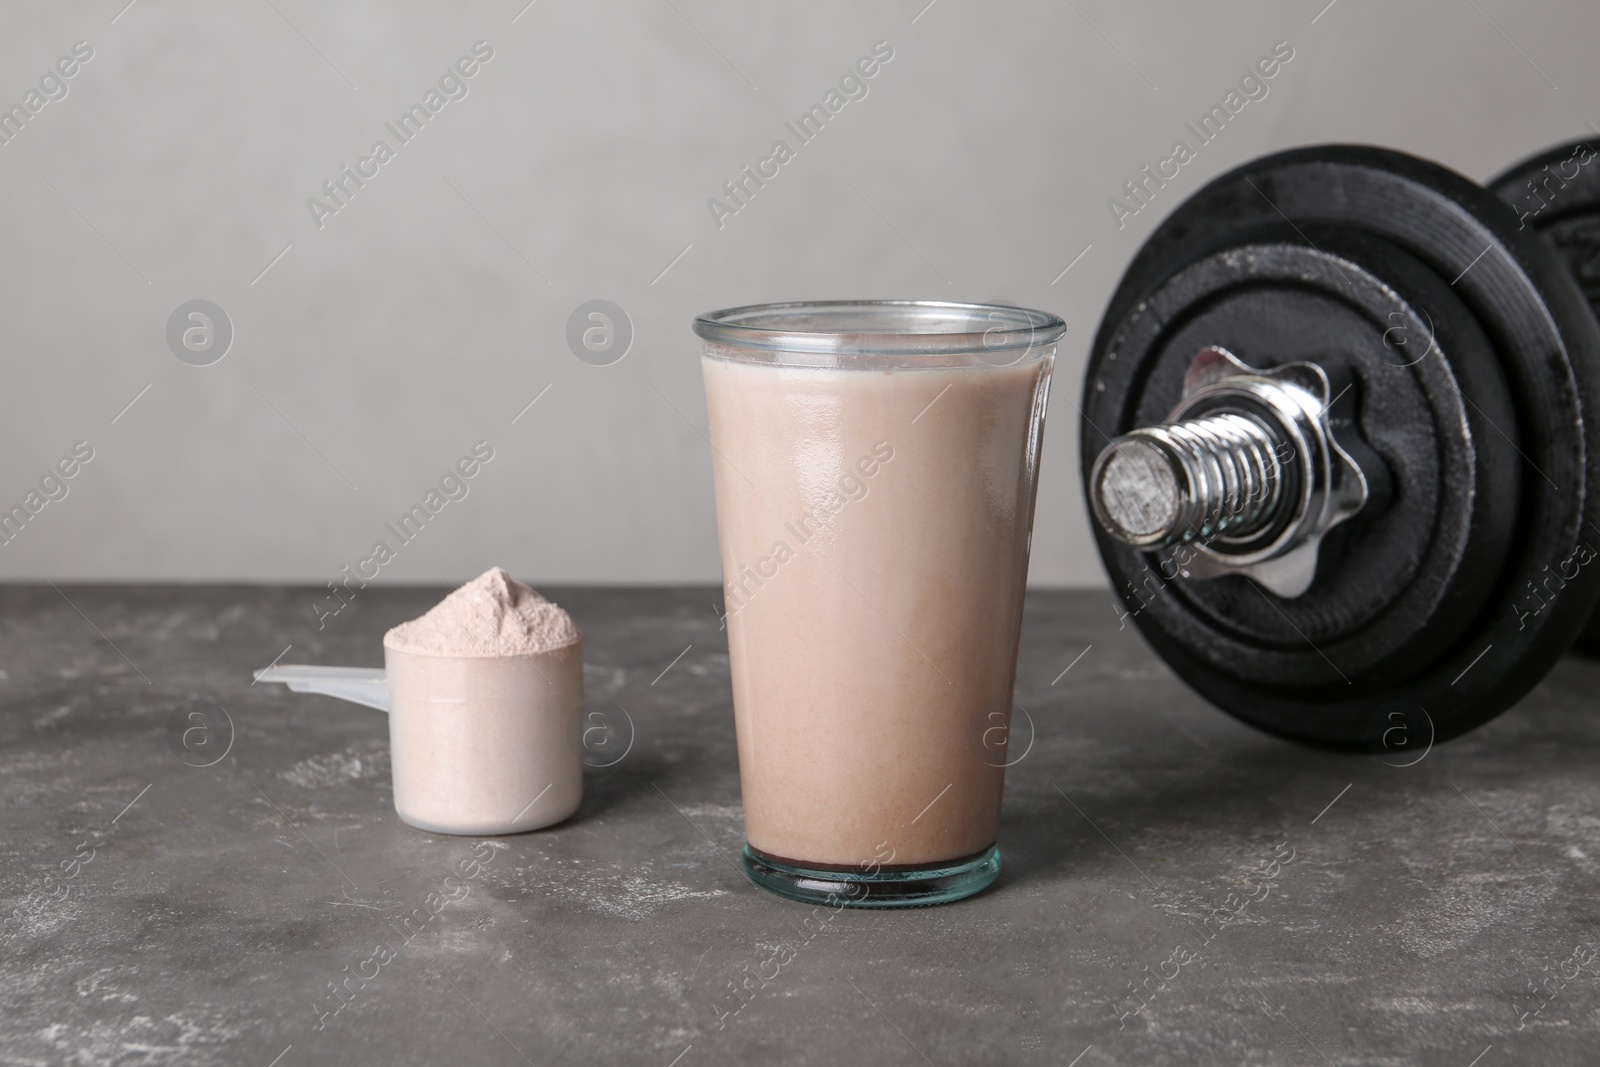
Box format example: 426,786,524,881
1491,138,1600,653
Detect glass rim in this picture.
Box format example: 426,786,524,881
692,300,1066,356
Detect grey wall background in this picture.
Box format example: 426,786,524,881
0,0,1595,587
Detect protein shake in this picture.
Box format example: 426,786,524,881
695,301,1061,905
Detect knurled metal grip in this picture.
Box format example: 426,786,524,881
1089,346,1369,598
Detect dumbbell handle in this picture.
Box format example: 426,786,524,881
1090,411,1285,548
1087,347,1369,599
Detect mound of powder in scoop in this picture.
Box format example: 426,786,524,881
383,567,580,656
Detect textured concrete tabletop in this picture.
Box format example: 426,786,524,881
2,585,1598,1066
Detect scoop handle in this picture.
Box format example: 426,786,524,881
254,665,390,712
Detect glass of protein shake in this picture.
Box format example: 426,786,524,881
694,301,1062,906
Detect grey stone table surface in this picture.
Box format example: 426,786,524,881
2,585,1599,1066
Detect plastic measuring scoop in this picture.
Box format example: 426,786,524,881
255,665,390,711
254,645,584,836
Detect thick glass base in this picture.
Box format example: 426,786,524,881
741,844,1000,908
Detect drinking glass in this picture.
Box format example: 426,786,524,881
694,301,1063,906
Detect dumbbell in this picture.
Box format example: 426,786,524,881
1080,143,1600,749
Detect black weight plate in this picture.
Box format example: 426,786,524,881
1490,138,1600,653
1083,145,1600,748
1107,229,1518,687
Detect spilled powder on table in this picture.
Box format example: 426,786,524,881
383,567,580,656
537,869,730,921
279,740,388,789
